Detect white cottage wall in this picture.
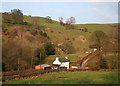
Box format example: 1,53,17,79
60,62,70,69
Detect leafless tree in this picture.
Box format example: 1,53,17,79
66,17,75,25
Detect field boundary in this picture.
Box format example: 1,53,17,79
2,69,118,82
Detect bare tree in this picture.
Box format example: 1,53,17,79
11,9,23,24
46,16,52,23
59,17,63,22
66,17,75,25
59,17,65,26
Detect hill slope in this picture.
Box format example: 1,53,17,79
23,16,118,53
2,14,118,65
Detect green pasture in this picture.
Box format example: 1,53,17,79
4,71,118,84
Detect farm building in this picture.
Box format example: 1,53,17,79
52,57,70,69
35,64,51,70
51,64,59,69
72,65,79,69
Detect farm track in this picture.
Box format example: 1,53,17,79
71,50,104,66
78,50,104,67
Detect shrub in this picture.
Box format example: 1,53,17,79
84,27,88,32
22,22,28,25
35,47,46,62
58,31,61,34
88,55,108,70
45,42,55,55
30,29,37,36
61,41,75,54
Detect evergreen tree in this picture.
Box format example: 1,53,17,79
45,42,55,55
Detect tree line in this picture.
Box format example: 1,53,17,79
2,9,56,71
88,29,118,69
2,38,55,71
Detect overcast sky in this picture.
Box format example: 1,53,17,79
1,2,118,24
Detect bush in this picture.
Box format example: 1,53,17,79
84,27,88,32
51,30,54,33
39,31,48,37
61,41,75,54
46,16,52,23
88,55,108,70
89,30,109,50
30,29,37,36
35,47,46,63
88,56,101,70
43,32,47,37
65,24,75,29
22,22,28,25
103,53,118,69
58,31,61,34
39,25,46,30
45,42,55,55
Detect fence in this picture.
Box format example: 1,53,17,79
2,68,117,82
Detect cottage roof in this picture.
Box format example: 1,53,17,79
58,58,70,62
52,64,60,66
41,64,51,67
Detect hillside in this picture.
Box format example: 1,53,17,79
3,15,118,49
3,15,118,54
2,13,118,71
23,16,118,53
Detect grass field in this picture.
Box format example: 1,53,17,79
42,52,89,64
23,16,117,53
3,71,118,84
3,15,117,64
3,15,117,54
45,53,86,61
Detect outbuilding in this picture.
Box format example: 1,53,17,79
35,64,51,70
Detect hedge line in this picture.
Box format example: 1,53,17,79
2,69,117,82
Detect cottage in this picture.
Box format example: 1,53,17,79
52,57,70,69
35,64,51,70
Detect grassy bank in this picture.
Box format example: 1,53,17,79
3,71,118,84
42,52,89,64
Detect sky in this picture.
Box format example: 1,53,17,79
1,2,118,24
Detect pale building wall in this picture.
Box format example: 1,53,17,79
53,57,70,69
60,62,70,69
72,66,78,69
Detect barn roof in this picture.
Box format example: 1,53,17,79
41,64,51,67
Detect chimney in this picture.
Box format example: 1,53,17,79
65,57,68,59
56,57,59,61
